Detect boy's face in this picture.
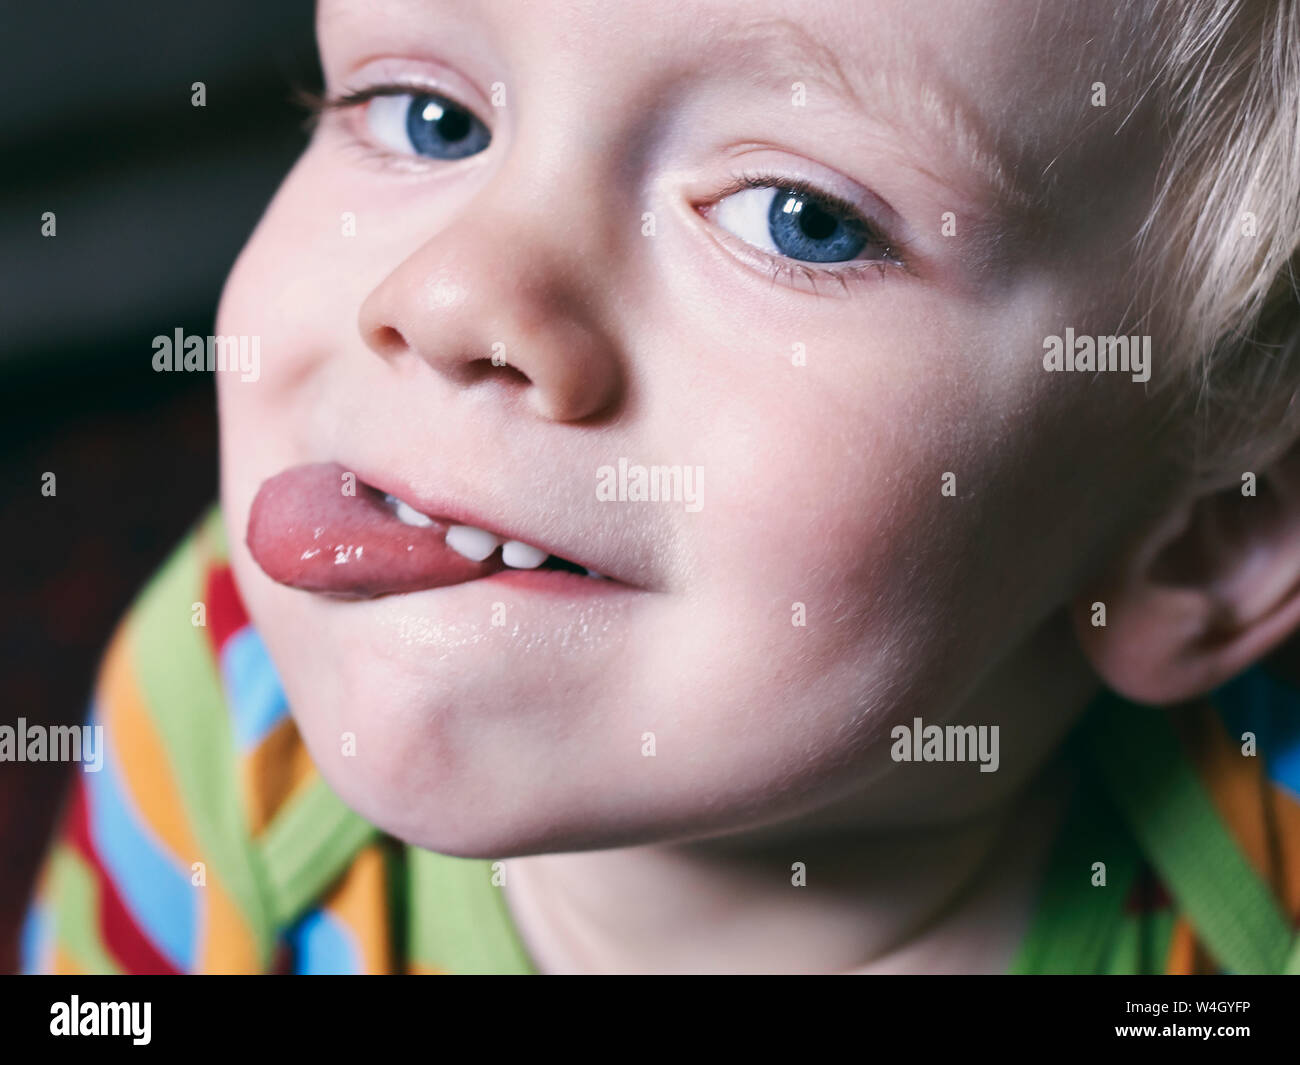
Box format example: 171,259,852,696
217,0,1169,854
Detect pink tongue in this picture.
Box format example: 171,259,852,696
246,462,501,597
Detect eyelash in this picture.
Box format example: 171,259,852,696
300,84,909,290
299,81,480,171
300,82,444,122
707,171,907,290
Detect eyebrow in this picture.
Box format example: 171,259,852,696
712,17,1044,219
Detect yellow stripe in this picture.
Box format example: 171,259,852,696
199,878,262,973
319,844,392,973
52,944,86,975
99,629,202,864
1268,782,1300,917
1176,705,1272,874
1164,916,1199,974
104,601,262,971
240,715,318,836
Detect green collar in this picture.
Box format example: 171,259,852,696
1012,688,1300,974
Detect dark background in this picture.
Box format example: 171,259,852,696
0,1,319,971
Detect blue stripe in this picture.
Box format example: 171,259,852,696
1216,666,1300,800
19,902,50,974
84,709,196,970
1268,718,1300,800
220,627,289,749
287,908,361,974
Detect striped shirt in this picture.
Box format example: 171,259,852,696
21,508,1300,973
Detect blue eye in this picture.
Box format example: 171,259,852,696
713,185,874,264
365,92,491,160
768,189,868,262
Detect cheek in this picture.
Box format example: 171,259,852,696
214,145,379,403
673,286,1102,735
680,322,955,639
213,153,379,528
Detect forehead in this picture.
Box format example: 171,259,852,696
321,3,1144,129
319,0,1143,107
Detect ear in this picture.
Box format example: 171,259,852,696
1071,444,1300,704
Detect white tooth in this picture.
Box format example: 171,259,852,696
585,568,605,579
393,499,434,528
501,540,548,569
445,524,502,562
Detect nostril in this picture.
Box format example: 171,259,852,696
370,325,407,358
460,358,531,387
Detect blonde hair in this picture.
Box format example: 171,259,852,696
1138,0,1300,485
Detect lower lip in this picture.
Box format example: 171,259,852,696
477,567,619,595
245,461,625,600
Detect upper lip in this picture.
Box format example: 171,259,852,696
353,463,650,589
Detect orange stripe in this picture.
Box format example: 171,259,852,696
199,878,262,973
239,715,318,835
99,629,202,864
1171,703,1300,964
104,625,260,971
1163,917,1198,974
52,944,85,975
1267,782,1300,917
1175,705,1272,875
319,845,392,973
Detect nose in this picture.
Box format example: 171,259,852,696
357,193,624,424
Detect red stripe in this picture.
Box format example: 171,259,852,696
1124,864,1173,914
65,777,183,975
203,563,251,659
271,940,293,975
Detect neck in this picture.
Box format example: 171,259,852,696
502,757,1080,974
